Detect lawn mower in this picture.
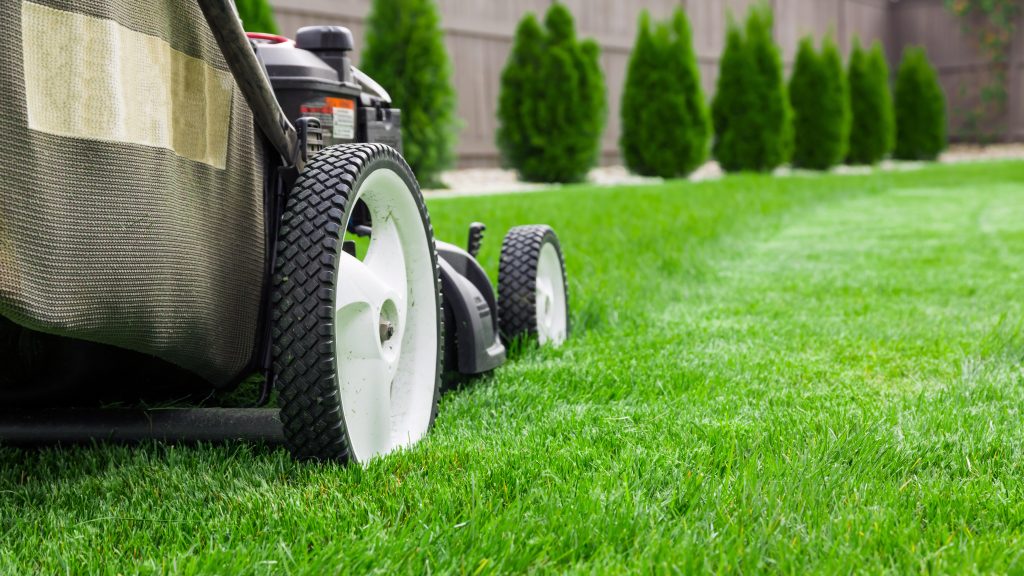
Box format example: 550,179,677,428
0,0,569,462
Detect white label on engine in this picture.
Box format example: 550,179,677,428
332,99,356,140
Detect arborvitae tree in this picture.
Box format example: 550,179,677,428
869,43,896,156
362,0,457,186
497,15,546,177
789,37,822,166
711,20,749,172
621,13,672,177
534,4,589,181
620,9,709,178
789,35,849,170
712,5,790,172
235,0,279,34
497,4,606,183
671,8,711,174
580,39,608,168
745,5,791,170
847,39,894,165
894,46,945,160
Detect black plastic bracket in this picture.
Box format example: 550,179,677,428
436,241,506,375
467,222,486,258
294,116,324,165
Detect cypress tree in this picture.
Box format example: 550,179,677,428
789,35,849,170
869,43,896,156
497,15,546,176
711,19,751,172
847,39,894,165
822,37,850,163
894,46,946,160
745,5,790,171
497,3,606,183
620,10,708,178
580,39,608,169
621,12,671,177
667,8,710,175
712,5,790,172
535,4,587,182
362,0,457,186
789,37,823,167
235,0,279,34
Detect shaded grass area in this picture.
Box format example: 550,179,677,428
3,163,1024,573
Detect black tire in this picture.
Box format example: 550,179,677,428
272,144,442,462
497,225,569,345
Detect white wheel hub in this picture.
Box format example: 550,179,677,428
535,242,568,347
334,167,437,463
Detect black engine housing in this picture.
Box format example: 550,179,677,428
254,26,403,153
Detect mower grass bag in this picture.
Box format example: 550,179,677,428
0,0,265,387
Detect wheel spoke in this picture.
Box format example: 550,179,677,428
335,355,393,458
360,213,411,383
337,252,398,316
335,251,404,459
363,218,409,336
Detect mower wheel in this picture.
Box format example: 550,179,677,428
272,144,442,463
497,225,569,347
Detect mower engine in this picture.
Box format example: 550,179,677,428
251,28,402,153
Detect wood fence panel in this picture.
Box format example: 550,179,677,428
843,0,889,51
890,0,1024,141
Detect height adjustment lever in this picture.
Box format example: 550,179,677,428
467,222,486,258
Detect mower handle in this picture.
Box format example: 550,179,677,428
197,0,301,169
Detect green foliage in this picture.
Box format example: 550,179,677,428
894,46,947,161
712,5,791,173
578,38,608,168
868,45,896,156
361,0,457,186
788,35,850,170
235,0,278,34
847,39,894,165
497,4,607,183
620,9,709,178
711,22,746,171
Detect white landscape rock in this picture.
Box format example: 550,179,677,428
422,144,1024,199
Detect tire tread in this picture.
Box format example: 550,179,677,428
497,225,568,343
272,143,441,461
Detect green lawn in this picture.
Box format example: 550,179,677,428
4,162,1024,574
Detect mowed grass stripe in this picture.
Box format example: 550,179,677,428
2,162,1023,574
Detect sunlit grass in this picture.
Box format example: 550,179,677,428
2,162,1024,574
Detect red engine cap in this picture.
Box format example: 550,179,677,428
245,32,294,45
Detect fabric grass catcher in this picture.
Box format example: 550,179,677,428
0,0,570,462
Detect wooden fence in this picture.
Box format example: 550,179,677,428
268,0,1022,167
891,0,1024,142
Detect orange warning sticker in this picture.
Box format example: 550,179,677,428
327,97,355,110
